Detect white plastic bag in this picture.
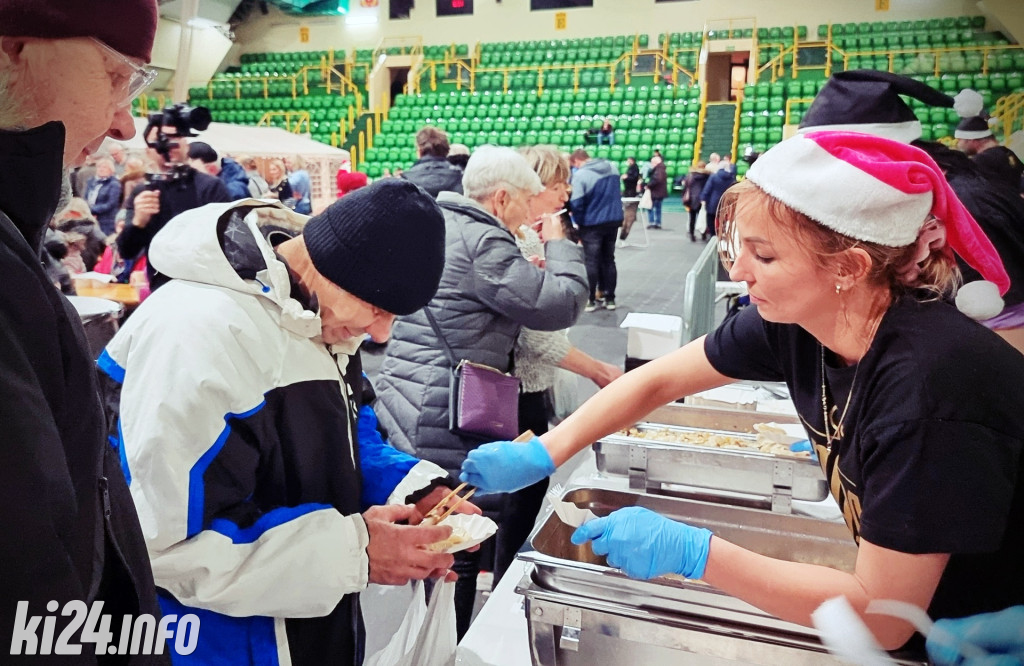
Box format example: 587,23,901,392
364,579,457,666
695,205,708,235
638,188,653,210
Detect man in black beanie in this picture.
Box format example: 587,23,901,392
97,181,481,665
955,115,1024,192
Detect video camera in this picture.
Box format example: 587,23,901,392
144,103,212,184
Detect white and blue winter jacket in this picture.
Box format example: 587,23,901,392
97,200,447,665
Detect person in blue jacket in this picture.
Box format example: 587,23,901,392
188,141,251,200
569,148,623,311
85,156,123,234
701,154,736,240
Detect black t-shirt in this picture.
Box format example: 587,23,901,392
704,298,1024,621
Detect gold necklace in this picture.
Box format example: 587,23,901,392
820,344,860,453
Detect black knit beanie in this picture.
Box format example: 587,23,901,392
302,179,446,316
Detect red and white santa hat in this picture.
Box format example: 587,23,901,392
746,131,1010,300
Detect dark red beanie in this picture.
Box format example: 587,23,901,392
0,0,159,62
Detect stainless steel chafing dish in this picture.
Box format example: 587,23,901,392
515,403,924,665
596,422,825,513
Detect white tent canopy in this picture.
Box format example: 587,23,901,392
107,118,349,160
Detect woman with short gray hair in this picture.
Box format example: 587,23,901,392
373,145,589,638
490,145,624,586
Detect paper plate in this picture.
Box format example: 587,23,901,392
432,513,497,554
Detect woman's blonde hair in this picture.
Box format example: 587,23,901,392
517,145,570,189
267,158,287,185
717,180,960,299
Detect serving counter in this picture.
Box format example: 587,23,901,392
491,402,923,665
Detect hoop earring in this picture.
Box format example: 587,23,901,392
835,284,841,295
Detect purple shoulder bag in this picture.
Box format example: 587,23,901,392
423,307,520,441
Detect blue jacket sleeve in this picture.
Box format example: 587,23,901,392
91,180,122,216
357,404,419,509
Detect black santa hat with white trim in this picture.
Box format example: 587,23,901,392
954,114,996,140
799,70,984,144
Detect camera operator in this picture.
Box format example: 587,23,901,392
118,114,231,289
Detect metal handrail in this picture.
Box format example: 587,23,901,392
257,111,311,134
992,92,1024,141
372,35,424,65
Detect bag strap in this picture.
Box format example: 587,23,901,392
422,306,459,369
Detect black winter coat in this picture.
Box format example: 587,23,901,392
647,163,669,200
401,155,465,198
0,122,166,664
682,169,709,210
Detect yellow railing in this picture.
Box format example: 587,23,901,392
658,49,699,87
372,35,424,65
135,93,170,116
258,111,311,134
757,36,1023,82
410,56,697,98
992,92,1024,141
326,67,364,119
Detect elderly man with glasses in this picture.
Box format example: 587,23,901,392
0,1,169,661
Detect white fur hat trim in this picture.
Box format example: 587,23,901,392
746,135,932,247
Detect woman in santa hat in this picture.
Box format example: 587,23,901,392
461,131,1024,656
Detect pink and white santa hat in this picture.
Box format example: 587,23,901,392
746,131,1010,302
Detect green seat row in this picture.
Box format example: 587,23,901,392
194,90,354,109
390,96,699,120
396,84,699,108
833,30,984,51
480,35,638,53
241,50,334,64
821,16,983,38
479,46,626,66
382,112,699,137
474,69,614,90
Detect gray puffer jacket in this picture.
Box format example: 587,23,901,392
374,191,588,490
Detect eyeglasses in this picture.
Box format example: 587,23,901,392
90,38,158,107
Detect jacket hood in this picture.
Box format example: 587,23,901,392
149,199,321,337
583,158,618,178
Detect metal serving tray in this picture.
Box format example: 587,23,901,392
516,485,926,665
520,486,857,636
596,422,828,509
520,580,846,665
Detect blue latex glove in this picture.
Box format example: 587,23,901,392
570,506,713,580
928,606,1024,666
460,436,555,494
789,439,818,461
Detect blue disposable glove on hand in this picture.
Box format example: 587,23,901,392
460,436,556,494
789,439,818,461
570,506,713,580
927,606,1024,666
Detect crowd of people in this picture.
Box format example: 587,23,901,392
50,131,330,294
3,1,1024,664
